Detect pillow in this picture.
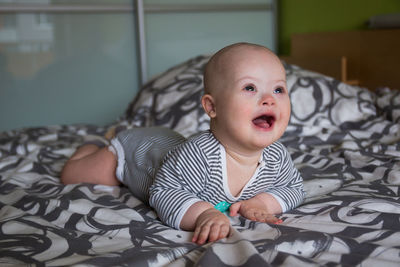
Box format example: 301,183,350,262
375,87,400,123
117,55,211,138
284,63,377,129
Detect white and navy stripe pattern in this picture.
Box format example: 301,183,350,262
149,130,305,229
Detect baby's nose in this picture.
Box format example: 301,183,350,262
262,94,275,106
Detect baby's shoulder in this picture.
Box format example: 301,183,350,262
170,130,218,157
185,130,219,149
263,142,289,162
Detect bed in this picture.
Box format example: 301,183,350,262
1,50,400,266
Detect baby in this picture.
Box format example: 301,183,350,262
61,42,304,245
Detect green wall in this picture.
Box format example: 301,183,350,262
278,0,400,55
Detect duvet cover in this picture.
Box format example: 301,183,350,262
0,56,399,266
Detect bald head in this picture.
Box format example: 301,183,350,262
203,43,280,95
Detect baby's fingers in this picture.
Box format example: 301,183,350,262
192,224,211,244
192,223,230,244
250,211,265,222
261,213,283,224
229,202,241,216
244,210,283,224
208,223,230,242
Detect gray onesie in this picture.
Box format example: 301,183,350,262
110,127,185,203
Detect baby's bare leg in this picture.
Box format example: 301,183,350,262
61,144,120,186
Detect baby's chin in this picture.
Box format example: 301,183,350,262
254,139,277,149
252,128,286,147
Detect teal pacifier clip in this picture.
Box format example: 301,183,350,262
214,201,231,212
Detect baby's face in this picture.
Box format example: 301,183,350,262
208,46,290,152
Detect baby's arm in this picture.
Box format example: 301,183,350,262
230,144,304,223
149,141,231,244
229,193,283,224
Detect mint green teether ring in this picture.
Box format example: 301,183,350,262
214,201,231,212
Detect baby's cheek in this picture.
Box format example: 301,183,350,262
282,102,292,122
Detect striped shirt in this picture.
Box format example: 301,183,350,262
149,130,304,229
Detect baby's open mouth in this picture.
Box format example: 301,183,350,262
252,114,275,129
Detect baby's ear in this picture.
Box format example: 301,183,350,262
201,94,216,118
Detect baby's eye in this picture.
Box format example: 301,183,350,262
244,85,255,92
274,87,285,94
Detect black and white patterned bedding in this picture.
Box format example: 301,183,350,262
1,55,399,266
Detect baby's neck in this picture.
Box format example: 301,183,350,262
224,148,262,197
224,148,261,167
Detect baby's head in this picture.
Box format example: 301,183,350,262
202,43,290,152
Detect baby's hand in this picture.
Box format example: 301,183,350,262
229,198,282,224
192,208,230,245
